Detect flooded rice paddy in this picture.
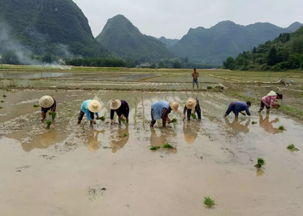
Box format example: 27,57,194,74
0,89,303,216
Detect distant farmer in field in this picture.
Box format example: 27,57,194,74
192,68,199,89
39,95,56,122
150,101,179,127
224,101,251,118
183,98,202,121
110,99,129,124
258,91,283,113
78,99,101,127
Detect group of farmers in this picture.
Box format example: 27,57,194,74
38,90,283,128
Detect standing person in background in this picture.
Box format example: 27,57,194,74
150,101,179,128
78,99,101,127
110,99,129,125
39,95,56,122
258,91,283,113
183,98,202,121
192,68,199,89
224,101,251,118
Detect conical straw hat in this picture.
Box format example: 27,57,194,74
39,96,54,108
185,98,197,110
170,101,179,112
88,100,101,113
267,90,277,96
110,99,122,110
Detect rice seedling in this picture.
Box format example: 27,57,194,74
0,106,3,109
123,133,128,137
207,86,213,90
203,196,216,208
278,125,286,131
49,112,56,121
46,120,52,129
162,143,174,149
171,118,177,123
0,100,4,103
97,116,105,121
191,113,197,119
33,104,39,108
150,146,160,151
254,158,265,168
287,144,299,151
2,94,7,98
251,121,257,125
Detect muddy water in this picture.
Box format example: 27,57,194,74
0,89,303,216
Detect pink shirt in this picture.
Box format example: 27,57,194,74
261,95,278,107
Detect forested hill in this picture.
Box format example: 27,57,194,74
170,21,302,66
223,27,303,71
96,15,173,63
0,0,108,60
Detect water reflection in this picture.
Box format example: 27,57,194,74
224,118,250,134
110,126,129,153
22,129,59,152
87,130,102,152
183,121,200,144
150,127,177,153
259,113,281,134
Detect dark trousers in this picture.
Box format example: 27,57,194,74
186,105,202,120
193,79,199,88
225,104,239,117
259,101,270,112
78,111,94,122
150,109,156,127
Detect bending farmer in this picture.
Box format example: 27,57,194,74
259,91,283,113
78,100,101,127
224,101,251,118
39,95,56,122
150,101,179,127
110,99,129,124
183,98,201,120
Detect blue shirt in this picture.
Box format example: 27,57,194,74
80,100,96,120
230,102,251,115
151,101,170,120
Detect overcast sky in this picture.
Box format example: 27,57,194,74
73,0,303,39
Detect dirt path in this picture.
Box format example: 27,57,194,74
0,90,303,216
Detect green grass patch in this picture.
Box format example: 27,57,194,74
251,121,257,125
33,104,39,108
203,196,216,208
287,144,299,151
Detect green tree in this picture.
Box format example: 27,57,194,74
223,57,235,69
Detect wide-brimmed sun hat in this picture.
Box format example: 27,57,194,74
110,99,122,110
39,95,54,108
170,101,179,112
88,100,102,113
185,98,197,110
